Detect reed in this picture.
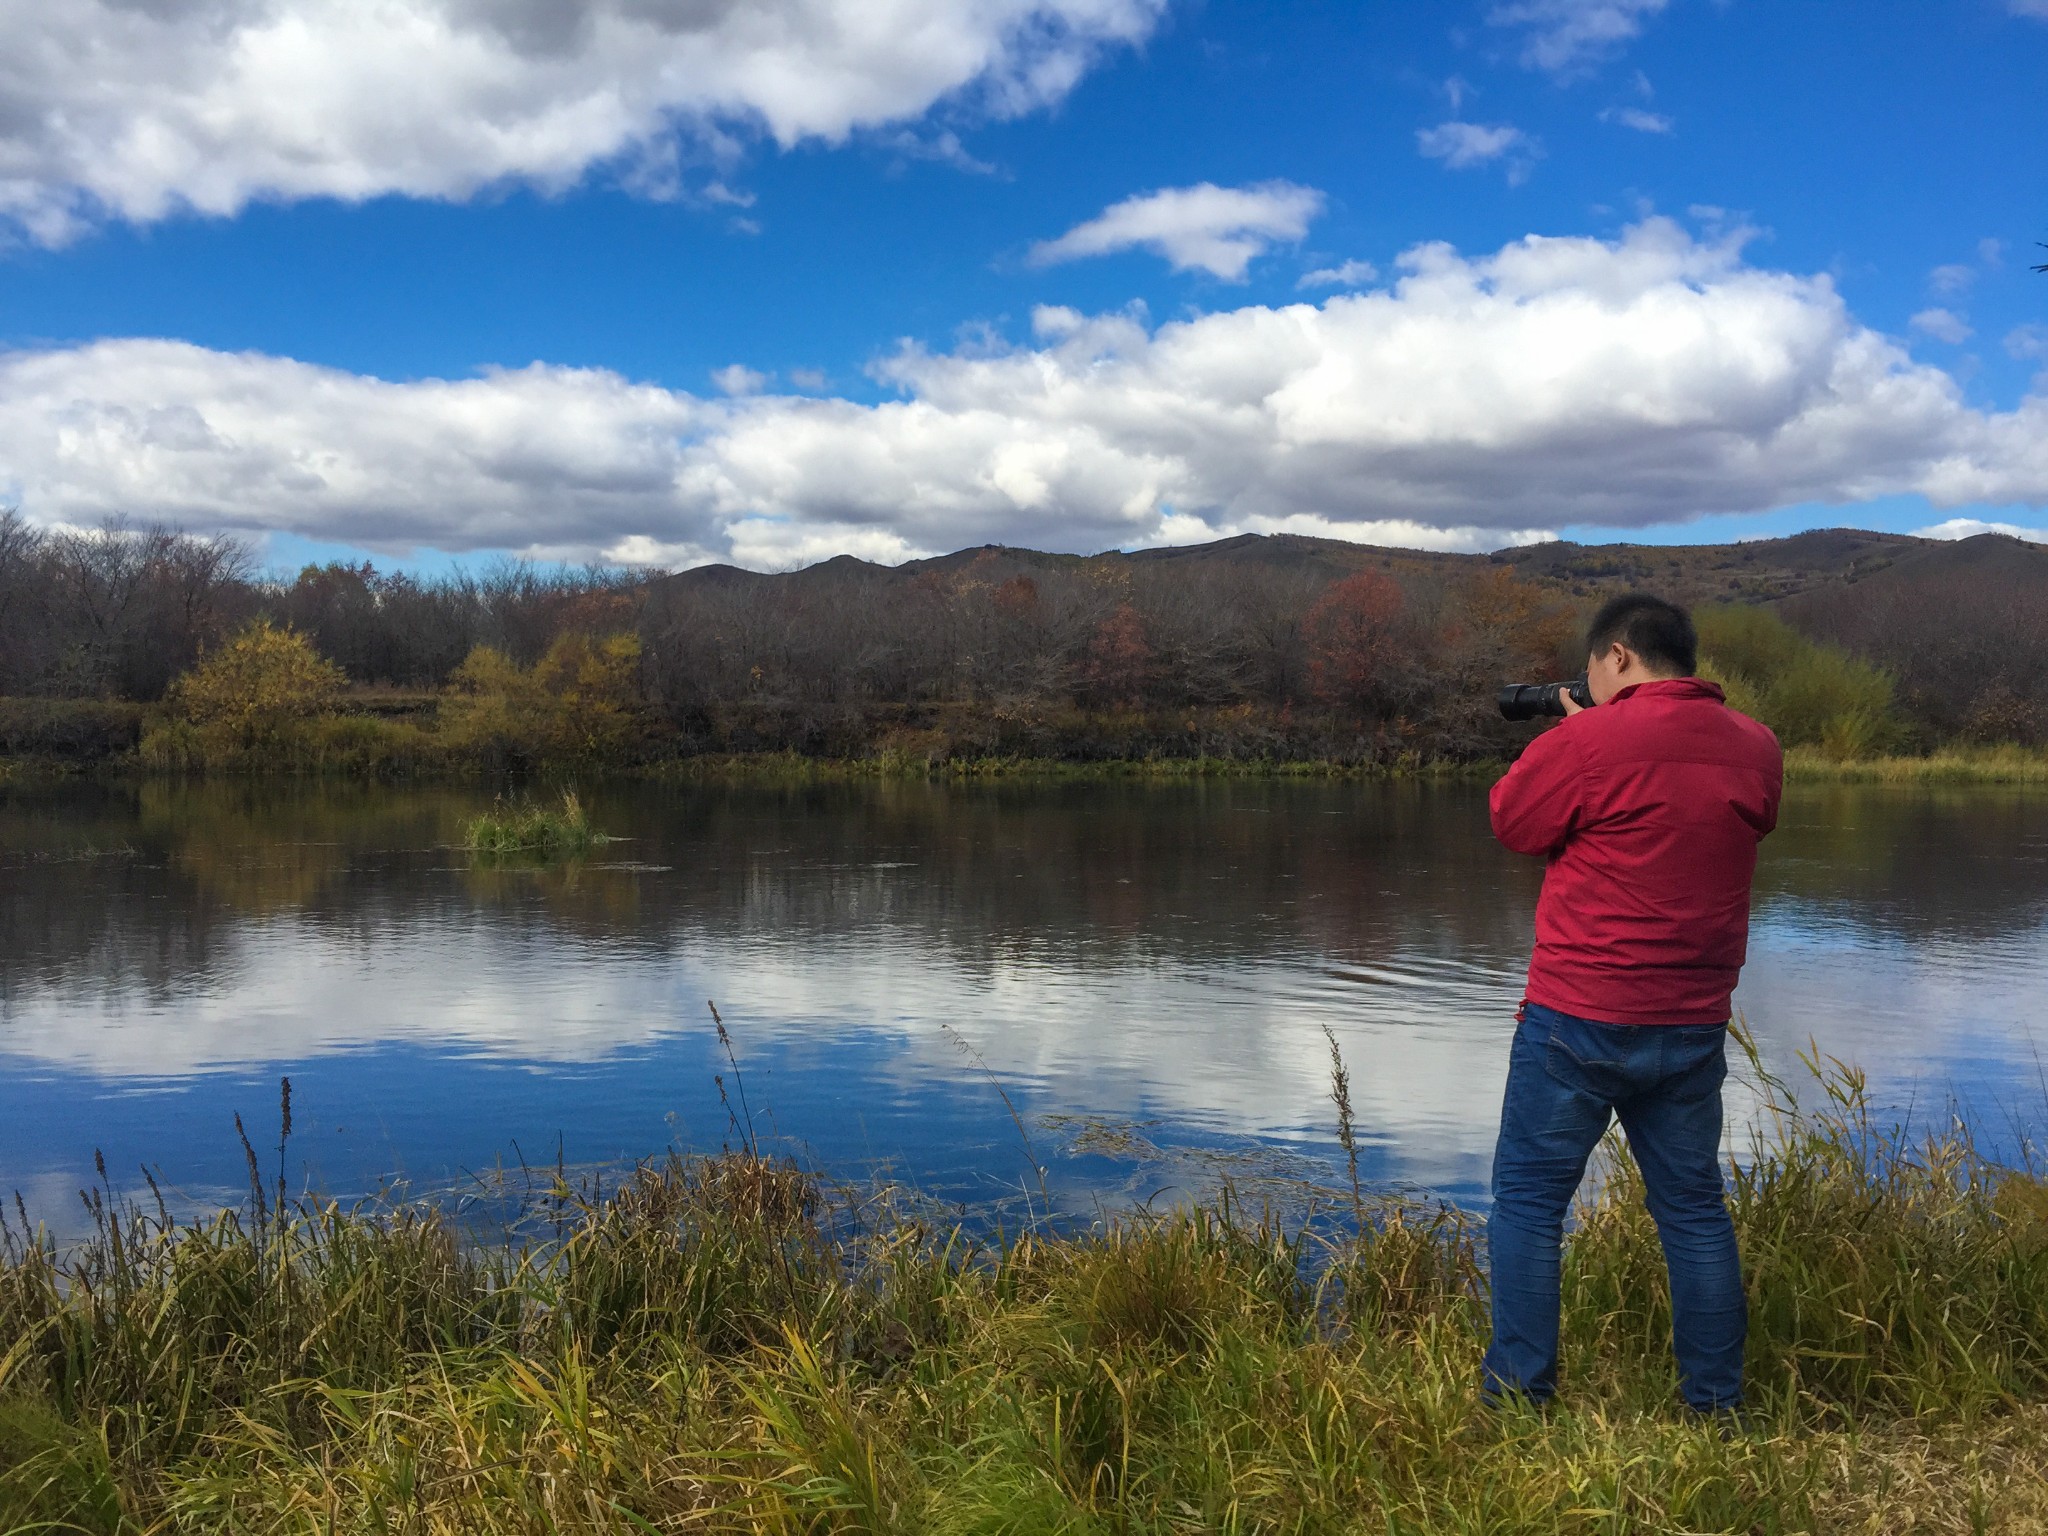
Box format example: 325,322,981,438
3,1057,2047,1532
462,789,606,856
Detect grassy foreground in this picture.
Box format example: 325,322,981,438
4,1066,2048,1533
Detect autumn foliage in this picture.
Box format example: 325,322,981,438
167,621,347,748
142,621,651,772
14,508,2048,767
441,631,650,761
68,518,2048,774
1079,602,1152,708
1306,570,1409,710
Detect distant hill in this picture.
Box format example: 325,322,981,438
657,526,1946,609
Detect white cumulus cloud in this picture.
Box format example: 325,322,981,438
711,364,768,396
1416,121,1537,176
1027,181,1326,281
1914,517,2048,544
1490,0,1669,76
1910,308,1973,345
2007,325,2048,362
0,342,714,562
1600,106,1673,133
1297,259,1380,290
0,0,1164,244
1929,263,1977,295
5,219,2048,567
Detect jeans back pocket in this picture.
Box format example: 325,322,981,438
1542,1014,1635,1104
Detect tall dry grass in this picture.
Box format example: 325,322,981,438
2,1052,2047,1532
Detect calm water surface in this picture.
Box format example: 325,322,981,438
3,779,2045,1228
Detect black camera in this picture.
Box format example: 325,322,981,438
1497,673,1593,722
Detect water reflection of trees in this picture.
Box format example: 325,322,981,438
0,782,475,1006
3,781,2045,1013
1757,787,2048,940
587,780,1545,974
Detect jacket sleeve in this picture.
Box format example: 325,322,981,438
1489,725,1584,857
1758,741,1785,837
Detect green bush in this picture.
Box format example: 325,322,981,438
139,621,423,774
1697,605,1900,757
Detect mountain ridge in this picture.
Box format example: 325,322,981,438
657,526,2025,610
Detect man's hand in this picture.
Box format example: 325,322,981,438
1560,690,1586,717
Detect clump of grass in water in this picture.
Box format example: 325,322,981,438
3,1049,2048,1531
463,788,606,856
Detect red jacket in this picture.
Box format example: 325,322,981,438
1489,677,1783,1026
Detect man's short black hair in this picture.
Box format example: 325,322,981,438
1585,593,1697,676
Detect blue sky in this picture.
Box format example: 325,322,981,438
2,0,2045,570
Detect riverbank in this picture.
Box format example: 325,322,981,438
10,741,2048,790
652,743,2048,786
5,1055,2047,1532
645,748,1502,784
1781,744,2048,785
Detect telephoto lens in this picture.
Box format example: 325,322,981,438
1497,673,1594,722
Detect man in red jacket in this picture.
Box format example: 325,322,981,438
1484,593,1782,1415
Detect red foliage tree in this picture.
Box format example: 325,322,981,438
1081,602,1151,708
1306,570,1406,710
1447,567,1578,680
993,575,1040,619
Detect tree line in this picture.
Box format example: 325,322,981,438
2,510,2041,767
636,549,1586,760
0,511,636,700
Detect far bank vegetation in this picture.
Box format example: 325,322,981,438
2,509,2044,776
139,624,653,775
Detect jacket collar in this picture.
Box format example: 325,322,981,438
1609,676,1725,706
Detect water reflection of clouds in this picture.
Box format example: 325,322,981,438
3,782,2046,1208
2,909,1530,1191
1,928,698,1076
1735,912,2048,1136
4,901,2040,1191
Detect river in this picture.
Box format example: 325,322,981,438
3,777,2045,1229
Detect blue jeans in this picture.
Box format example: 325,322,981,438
1482,1001,1746,1412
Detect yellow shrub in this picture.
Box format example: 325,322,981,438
439,632,648,762
439,645,526,753
163,621,347,752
